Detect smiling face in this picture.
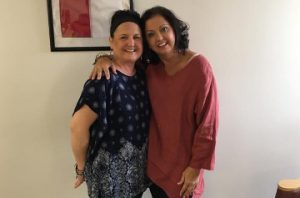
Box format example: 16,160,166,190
109,22,143,64
145,15,176,57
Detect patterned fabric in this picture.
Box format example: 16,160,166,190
74,68,150,198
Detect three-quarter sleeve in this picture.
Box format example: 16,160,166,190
189,60,219,170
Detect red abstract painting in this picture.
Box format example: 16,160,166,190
59,0,91,37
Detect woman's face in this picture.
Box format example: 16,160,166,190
145,15,176,56
109,22,143,64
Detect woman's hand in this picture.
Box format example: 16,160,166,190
89,56,117,80
178,166,200,198
74,175,85,188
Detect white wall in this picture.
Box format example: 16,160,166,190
0,0,299,198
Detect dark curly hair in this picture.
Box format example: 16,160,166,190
141,6,190,64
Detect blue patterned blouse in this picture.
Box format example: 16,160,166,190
73,68,150,198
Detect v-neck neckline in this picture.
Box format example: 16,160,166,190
160,54,199,78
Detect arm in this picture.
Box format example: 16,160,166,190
189,69,218,170
70,105,98,188
179,60,219,197
89,54,117,80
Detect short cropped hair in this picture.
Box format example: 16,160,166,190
110,10,141,37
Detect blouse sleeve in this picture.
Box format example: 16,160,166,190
189,58,219,170
73,79,107,117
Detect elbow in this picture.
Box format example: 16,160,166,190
69,119,90,145
70,118,78,134
69,118,88,136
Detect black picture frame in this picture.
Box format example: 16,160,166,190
47,0,134,52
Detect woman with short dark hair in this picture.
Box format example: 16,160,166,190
70,10,150,198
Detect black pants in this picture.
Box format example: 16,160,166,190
149,183,169,198
149,183,193,198
133,192,143,198
133,192,144,198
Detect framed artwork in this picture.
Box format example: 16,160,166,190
47,0,134,51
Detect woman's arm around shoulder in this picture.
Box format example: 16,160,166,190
89,54,117,80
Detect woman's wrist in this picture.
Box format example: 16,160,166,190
75,163,85,178
93,52,112,65
75,162,85,170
